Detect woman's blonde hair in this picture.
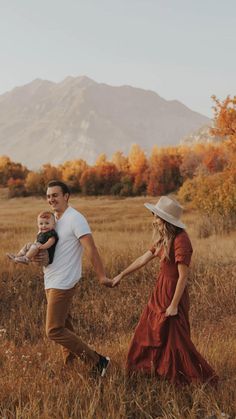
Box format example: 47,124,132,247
152,216,182,260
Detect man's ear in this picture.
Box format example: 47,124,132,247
64,193,69,202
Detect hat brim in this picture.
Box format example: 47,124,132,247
144,203,186,229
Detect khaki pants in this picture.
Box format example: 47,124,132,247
45,287,99,365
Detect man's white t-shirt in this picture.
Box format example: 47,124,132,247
44,206,91,290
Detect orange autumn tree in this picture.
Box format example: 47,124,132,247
0,155,28,186
95,153,107,166
179,143,228,180
128,144,148,195
41,164,62,184
25,171,45,195
211,95,236,172
211,95,236,150
112,151,129,173
179,146,203,180
80,154,121,195
202,144,228,174
95,161,120,195
60,159,88,192
80,167,99,195
25,163,62,195
111,151,133,196
147,146,182,196
179,95,236,225
0,155,28,197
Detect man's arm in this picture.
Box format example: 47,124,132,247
80,234,112,287
37,237,56,250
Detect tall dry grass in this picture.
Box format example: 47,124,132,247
0,194,235,419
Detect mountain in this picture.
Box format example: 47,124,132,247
180,124,220,145
0,76,210,169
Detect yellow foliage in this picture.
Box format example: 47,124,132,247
178,170,236,217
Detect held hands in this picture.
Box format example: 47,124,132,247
165,304,178,317
100,277,115,288
100,273,123,288
111,273,123,287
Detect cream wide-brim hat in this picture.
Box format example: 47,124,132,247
144,195,186,229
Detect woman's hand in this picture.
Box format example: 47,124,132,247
111,273,123,287
165,304,178,317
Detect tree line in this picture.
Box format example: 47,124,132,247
0,95,235,221
0,142,229,197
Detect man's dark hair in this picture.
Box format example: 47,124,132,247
47,180,71,196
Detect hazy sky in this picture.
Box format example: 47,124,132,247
0,0,235,117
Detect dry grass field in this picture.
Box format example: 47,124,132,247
0,193,235,419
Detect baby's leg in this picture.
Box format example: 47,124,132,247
17,242,34,256
14,243,41,265
6,242,33,261
25,242,41,260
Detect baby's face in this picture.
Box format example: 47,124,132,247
38,216,55,233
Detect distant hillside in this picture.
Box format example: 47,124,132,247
0,76,210,169
180,125,220,145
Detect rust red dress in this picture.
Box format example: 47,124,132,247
126,231,218,385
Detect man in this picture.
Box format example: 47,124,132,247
39,180,112,377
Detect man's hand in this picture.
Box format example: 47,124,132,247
32,249,49,267
99,277,114,288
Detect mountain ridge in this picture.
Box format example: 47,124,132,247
0,76,210,169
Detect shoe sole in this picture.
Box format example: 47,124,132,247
15,260,29,265
6,253,16,261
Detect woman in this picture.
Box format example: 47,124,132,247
112,196,218,385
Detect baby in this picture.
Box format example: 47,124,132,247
7,211,58,265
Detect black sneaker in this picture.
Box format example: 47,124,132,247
93,354,110,377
